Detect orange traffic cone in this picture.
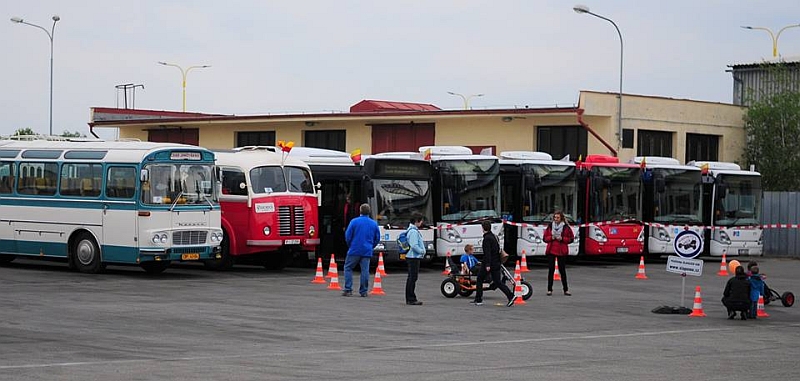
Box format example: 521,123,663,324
688,286,707,317
635,256,648,279
553,258,562,281
442,251,452,275
325,254,336,279
370,269,386,296
717,253,729,276
513,260,526,305
311,257,326,284
520,250,530,272
327,262,341,290
756,295,770,317
377,252,388,277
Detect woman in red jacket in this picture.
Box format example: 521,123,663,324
543,211,575,296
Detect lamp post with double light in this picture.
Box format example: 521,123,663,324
11,15,60,136
447,91,484,110
573,4,624,150
158,62,211,112
741,24,800,57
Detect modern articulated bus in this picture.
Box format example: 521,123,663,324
212,147,319,270
423,146,502,259
0,139,223,273
633,156,703,258
362,153,435,262
689,161,763,257
499,151,578,258
577,154,644,256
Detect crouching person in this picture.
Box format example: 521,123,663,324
722,265,751,320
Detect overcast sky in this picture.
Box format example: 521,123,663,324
3,0,799,139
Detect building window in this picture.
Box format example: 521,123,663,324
305,130,346,152
685,133,719,163
637,130,672,157
622,129,634,149
148,128,199,145
236,131,275,148
537,126,587,161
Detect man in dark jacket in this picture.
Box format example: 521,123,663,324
343,203,381,297
722,265,751,320
472,220,517,307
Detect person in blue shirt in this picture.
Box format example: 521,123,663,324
404,213,426,305
748,265,765,318
343,203,381,297
460,244,480,275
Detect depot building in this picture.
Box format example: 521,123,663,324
89,90,746,164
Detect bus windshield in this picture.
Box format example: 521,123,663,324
143,163,217,205
438,159,500,222
521,164,577,224
652,169,702,224
715,174,761,226
250,166,314,194
374,179,432,228
590,167,640,222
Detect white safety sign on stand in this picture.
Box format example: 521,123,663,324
666,255,704,308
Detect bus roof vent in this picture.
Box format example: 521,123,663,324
500,151,552,161
688,161,741,171
419,146,473,156
233,145,278,152
630,156,680,166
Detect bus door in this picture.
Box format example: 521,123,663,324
0,161,16,253
102,166,139,262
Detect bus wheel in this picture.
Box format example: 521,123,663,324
141,261,170,274
263,251,292,271
73,233,104,274
0,254,15,265
204,234,233,271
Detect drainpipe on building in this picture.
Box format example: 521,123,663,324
576,108,617,157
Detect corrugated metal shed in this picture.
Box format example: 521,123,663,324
727,57,800,106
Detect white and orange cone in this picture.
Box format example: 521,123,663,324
756,295,769,318
520,250,530,272
311,257,326,284
513,260,526,305
377,252,388,277
326,254,336,279
327,261,341,290
688,286,707,317
370,269,386,296
635,256,648,279
717,253,729,276
553,258,562,281
442,251,452,275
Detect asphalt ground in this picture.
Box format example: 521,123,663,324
0,255,798,381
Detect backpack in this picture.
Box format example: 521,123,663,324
397,229,411,254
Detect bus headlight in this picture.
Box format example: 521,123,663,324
526,227,542,243
210,232,223,242
636,228,644,242
717,231,731,245
152,233,168,244
655,227,671,242
589,225,607,243
444,227,462,243
757,231,763,246
309,225,316,237
263,226,271,236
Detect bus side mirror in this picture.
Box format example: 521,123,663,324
140,169,149,182
524,173,539,190
655,175,666,193
718,184,728,198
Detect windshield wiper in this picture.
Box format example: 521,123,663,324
169,191,185,212
202,194,215,210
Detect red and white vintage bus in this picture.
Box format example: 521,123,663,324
208,147,319,270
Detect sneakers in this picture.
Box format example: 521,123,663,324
406,300,423,305
564,291,572,296
470,300,483,306
360,293,368,297
341,291,353,297
728,311,736,320
507,296,518,307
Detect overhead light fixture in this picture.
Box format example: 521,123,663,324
304,121,317,127
501,116,513,122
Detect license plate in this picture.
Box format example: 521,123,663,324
399,254,406,260
616,247,628,253
738,249,749,255
181,253,200,260
285,239,301,245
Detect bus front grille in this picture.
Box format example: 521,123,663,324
172,231,207,245
278,205,306,236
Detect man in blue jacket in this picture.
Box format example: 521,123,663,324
405,213,426,305
343,203,381,297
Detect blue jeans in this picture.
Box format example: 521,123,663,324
344,255,371,295
405,258,421,303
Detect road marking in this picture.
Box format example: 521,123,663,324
2,323,798,370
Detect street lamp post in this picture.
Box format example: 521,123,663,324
11,15,60,136
741,24,800,57
447,91,484,110
573,4,624,150
158,61,211,112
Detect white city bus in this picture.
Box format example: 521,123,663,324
0,139,223,273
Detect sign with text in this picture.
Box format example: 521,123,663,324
666,255,704,276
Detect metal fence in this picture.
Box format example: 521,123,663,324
762,192,800,257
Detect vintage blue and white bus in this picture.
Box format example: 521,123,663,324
0,139,223,273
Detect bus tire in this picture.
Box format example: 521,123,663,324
204,232,233,271
0,254,15,265
141,261,170,274
72,233,104,274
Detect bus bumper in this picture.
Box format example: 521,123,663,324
138,246,220,262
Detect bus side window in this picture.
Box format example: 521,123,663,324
0,162,14,194
106,167,136,199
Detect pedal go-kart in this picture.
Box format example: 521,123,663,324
440,261,533,301
763,284,794,307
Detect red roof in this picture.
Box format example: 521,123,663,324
349,100,441,113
